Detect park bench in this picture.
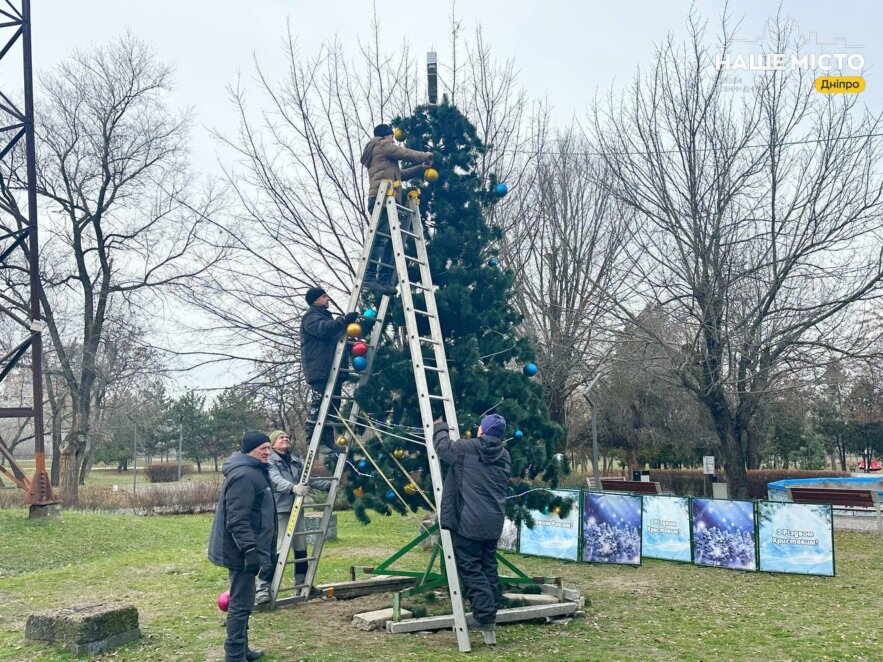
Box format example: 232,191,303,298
595,477,663,495
786,486,882,536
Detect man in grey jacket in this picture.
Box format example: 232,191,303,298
360,124,433,294
208,431,276,662
435,414,511,646
255,430,333,602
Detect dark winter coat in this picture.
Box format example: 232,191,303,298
435,421,511,541
360,136,431,200
207,452,277,570
267,450,333,513
300,304,346,387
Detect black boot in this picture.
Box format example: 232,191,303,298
246,650,265,661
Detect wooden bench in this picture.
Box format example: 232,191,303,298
595,478,662,495
787,486,882,535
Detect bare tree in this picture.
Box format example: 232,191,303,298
19,35,226,500
589,12,883,497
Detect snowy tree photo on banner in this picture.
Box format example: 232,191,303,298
582,492,642,565
691,499,757,571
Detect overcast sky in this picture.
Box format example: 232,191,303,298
19,1,883,392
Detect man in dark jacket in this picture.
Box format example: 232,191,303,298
301,286,358,450
255,430,334,601
360,123,433,294
208,431,277,662
435,413,511,646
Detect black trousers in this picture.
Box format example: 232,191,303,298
451,532,500,626
225,567,256,661
366,196,411,284
306,377,343,448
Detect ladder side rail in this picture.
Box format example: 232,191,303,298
271,181,393,604
387,194,472,653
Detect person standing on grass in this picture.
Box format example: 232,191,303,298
208,431,276,662
434,413,511,646
255,429,333,602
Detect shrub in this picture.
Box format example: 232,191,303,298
648,468,851,498
145,463,191,483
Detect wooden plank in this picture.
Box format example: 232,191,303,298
386,602,579,634
316,575,416,600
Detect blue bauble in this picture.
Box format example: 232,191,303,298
385,490,396,502
353,356,368,371
363,308,378,319
514,429,524,439
357,459,368,471
494,182,509,196
488,257,498,267
523,362,538,377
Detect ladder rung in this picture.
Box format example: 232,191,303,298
303,501,334,508
427,394,450,402
399,228,419,239
418,336,440,345
413,309,434,317
422,365,446,373
411,283,433,292
367,259,395,268
394,204,413,214
404,255,426,265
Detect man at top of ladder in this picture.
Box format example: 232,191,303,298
360,124,433,295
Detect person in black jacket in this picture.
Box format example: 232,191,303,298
301,286,358,450
208,431,277,662
435,413,511,646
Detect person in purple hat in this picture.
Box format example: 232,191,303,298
434,413,511,646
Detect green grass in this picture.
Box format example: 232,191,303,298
0,508,880,661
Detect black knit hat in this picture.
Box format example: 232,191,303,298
373,123,393,137
305,286,326,305
241,430,270,454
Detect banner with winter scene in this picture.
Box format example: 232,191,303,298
756,501,835,576
641,495,692,562
691,498,757,571
581,492,642,565
519,489,580,561
497,517,518,553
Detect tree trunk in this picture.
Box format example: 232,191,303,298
58,432,86,502
195,458,202,473
50,434,61,487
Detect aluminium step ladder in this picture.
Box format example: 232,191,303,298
268,178,472,651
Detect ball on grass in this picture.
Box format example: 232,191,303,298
218,591,230,612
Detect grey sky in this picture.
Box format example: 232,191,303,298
21,1,883,392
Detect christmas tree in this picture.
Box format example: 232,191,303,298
340,100,570,525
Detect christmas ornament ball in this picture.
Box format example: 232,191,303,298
494,182,509,196
394,127,406,140
404,482,417,495
352,341,368,357
357,459,368,470
346,323,362,338
514,429,524,439
352,356,368,371
218,591,230,612
522,362,538,377
424,168,439,182
488,257,498,267
354,487,364,497
335,435,348,447
385,490,396,502
393,449,405,459
363,308,378,319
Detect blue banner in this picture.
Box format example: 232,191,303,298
582,492,642,565
692,498,757,571
641,495,692,562
519,489,580,561
757,501,834,576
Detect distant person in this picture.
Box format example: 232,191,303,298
435,414,511,646
255,430,333,602
360,124,433,294
208,431,277,662
301,286,358,450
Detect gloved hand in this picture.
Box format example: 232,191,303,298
292,483,310,496
243,548,261,573
343,312,359,324
424,152,434,164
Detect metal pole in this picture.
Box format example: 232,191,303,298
583,373,602,488
177,422,183,481
132,422,137,495
21,0,54,508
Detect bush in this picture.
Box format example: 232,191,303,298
648,468,851,498
145,463,191,483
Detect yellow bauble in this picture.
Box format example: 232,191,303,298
393,127,406,140
552,506,561,514
354,487,364,497
404,482,417,495
463,430,472,439
335,435,348,447
346,323,362,338
393,449,405,459
424,168,439,182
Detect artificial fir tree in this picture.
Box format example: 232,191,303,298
339,101,572,526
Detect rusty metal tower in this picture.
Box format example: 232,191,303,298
0,0,55,514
